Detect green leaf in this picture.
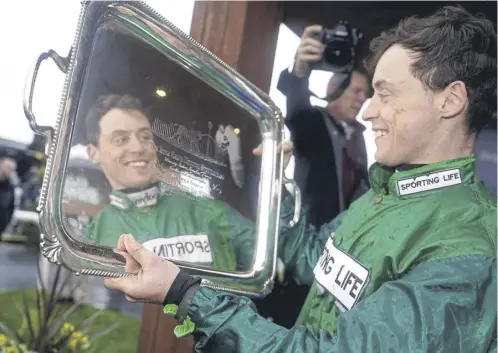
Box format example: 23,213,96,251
88,321,120,341
0,319,22,343
173,316,195,339
163,304,178,316
78,310,104,333
52,309,103,349
46,303,80,340
20,290,36,346
34,271,44,346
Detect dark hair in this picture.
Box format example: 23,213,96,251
85,94,146,146
365,5,497,133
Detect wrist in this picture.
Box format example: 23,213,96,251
163,270,201,307
289,57,308,78
293,65,308,78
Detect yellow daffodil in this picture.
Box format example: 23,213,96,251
68,330,91,351
0,333,8,347
71,331,83,339
68,337,78,351
4,346,20,353
62,322,75,334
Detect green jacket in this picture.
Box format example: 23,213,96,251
187,156,497,353
85,184,255,271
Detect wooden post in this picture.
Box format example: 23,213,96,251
137,2,282,353
190,1,282,92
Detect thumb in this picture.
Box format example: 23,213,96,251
104,276,137,294
124,234,156,268
280,140,294,154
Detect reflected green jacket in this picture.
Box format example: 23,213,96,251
187,156,497,353
85,184,255,271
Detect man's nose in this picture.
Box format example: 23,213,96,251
128,136,146,152
361,100,377,122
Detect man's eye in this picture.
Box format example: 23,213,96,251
377,93,390,102
112,136,129,145
140,134,153,142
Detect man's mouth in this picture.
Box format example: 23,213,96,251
125,160,149,168
373,129,388,140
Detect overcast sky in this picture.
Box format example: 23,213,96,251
0,0,195,145
0,0,375,165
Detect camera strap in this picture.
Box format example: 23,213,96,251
326,72,351,102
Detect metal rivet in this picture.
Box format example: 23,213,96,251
373,195,382,204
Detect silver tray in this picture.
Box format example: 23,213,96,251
23,0,300,297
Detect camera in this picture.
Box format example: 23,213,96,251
311,21,363,74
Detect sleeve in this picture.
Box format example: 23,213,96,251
187,255,497,353
276,68,312,125
277,193,347,285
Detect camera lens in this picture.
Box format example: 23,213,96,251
323,41,352,67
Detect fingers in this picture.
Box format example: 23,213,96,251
104,275,138,295
114,249,141,274
302,24,323,39
299,38,324,54
280,141,294,169
298,53,323,63
253,141,293,156
297,38,324,63
252,144,263,156
116,234,127,251
280,140,294,154
125,295,137,302
123,234,157,268
115,234,141,273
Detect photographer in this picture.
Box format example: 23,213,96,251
278,24,370,228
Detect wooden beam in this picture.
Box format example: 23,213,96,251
190,1,282,92
138,2,281,353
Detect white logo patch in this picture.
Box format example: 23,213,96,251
397,168,462,196
314,235,370,310
143,234,212,263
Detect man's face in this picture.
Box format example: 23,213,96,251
0,159,16,180
362,45,443,167
87,108,157,190
327,71,369,120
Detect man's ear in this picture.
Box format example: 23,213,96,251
438,80,468,119
86,144,100,164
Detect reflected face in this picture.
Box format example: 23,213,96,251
362,45,439,166
328,71,369,120
0,158,16,180
87,108,157,190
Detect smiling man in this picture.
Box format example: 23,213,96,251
83,94,268,272
103,6,497,353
